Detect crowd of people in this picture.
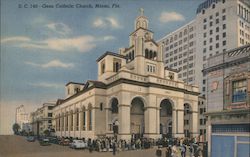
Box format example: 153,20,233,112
73,136,206,157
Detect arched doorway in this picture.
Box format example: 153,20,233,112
130,97,145,139
184,103,192,137
109,98,119,135
160,99,173,138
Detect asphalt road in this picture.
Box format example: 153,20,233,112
0,135,163,157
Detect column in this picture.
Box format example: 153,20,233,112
175,109,184,138
144,107,160,139
105,105,112,134
191,101,199,138
172,110,177,136
79,110,83,137
73,111,76,137
118,104,131,140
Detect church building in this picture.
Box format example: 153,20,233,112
53,9,199,140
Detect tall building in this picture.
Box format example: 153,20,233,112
15,105,30,132
158,0,250,139
30,102,55,136
159,0,250,95
203,44,250,157
53,9,199,140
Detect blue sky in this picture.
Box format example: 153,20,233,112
0,0,204,134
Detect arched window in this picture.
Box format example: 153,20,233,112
70,110,73,131
61,113,64,130
111,99,119,114
88,104,92,131
101,62,105,74
76,109,79,131
132,50,135,60
129,53,132,60
145,49,149,58
65,112,68,131
82,107,86,130
149,50,153,59
153,51,157,60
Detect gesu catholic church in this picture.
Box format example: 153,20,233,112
53,9,199,140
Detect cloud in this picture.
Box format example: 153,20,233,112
159,11,185,23
25,59,74,69
93,18,106,28
103,36,115,41
1,36,31,43
93,17,121,29
46,22,72,35
2,34,115,53
29,82,64,89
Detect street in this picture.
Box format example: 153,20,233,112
0,135,161,157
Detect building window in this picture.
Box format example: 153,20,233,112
48,106,53,110
101,61,105,74
203,18,207,23
210,21,213,27
216,43,219,48
210,30,213,35
100,103,103,111
48,113,52,117
216,18,219,24
232,79,247,103
203,79,206,84
88,108,92,130
223,40,226,46
202,87,206,92
204,25,207,30
223,24,226,29
223,32,226,38
216,12,219,16
216,27,219,32
222,15,226,21
210,15,213,19
83,111,86,130
216,35,219,40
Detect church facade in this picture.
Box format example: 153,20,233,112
53,10,199,140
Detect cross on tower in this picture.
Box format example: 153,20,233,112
140,8,144,16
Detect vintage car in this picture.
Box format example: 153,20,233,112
26,136,35,142
69,140,87,149
39,138,51,146
59,138,71,146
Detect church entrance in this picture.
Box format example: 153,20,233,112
160,99,173,138
130,97,145,139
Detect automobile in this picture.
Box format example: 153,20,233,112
48,137,60,144
26,136,35,142
39,138,51,146
59,138,71,146
69,140,87,149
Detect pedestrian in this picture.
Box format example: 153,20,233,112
180,144,186,157
112,141,116,156
156,146,162,157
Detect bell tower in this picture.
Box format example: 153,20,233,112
134,8,149,30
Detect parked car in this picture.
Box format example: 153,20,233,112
59,139,71,146
48,137,60,144
69,140,87,149
39,138,51,146
26,136,35,142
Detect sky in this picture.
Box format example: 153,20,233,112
0,0,204,135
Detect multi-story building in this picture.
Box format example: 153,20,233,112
158,0,250,140
30,102,55,136
203,44,250,157
53,9,200,140
15,105,30,132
